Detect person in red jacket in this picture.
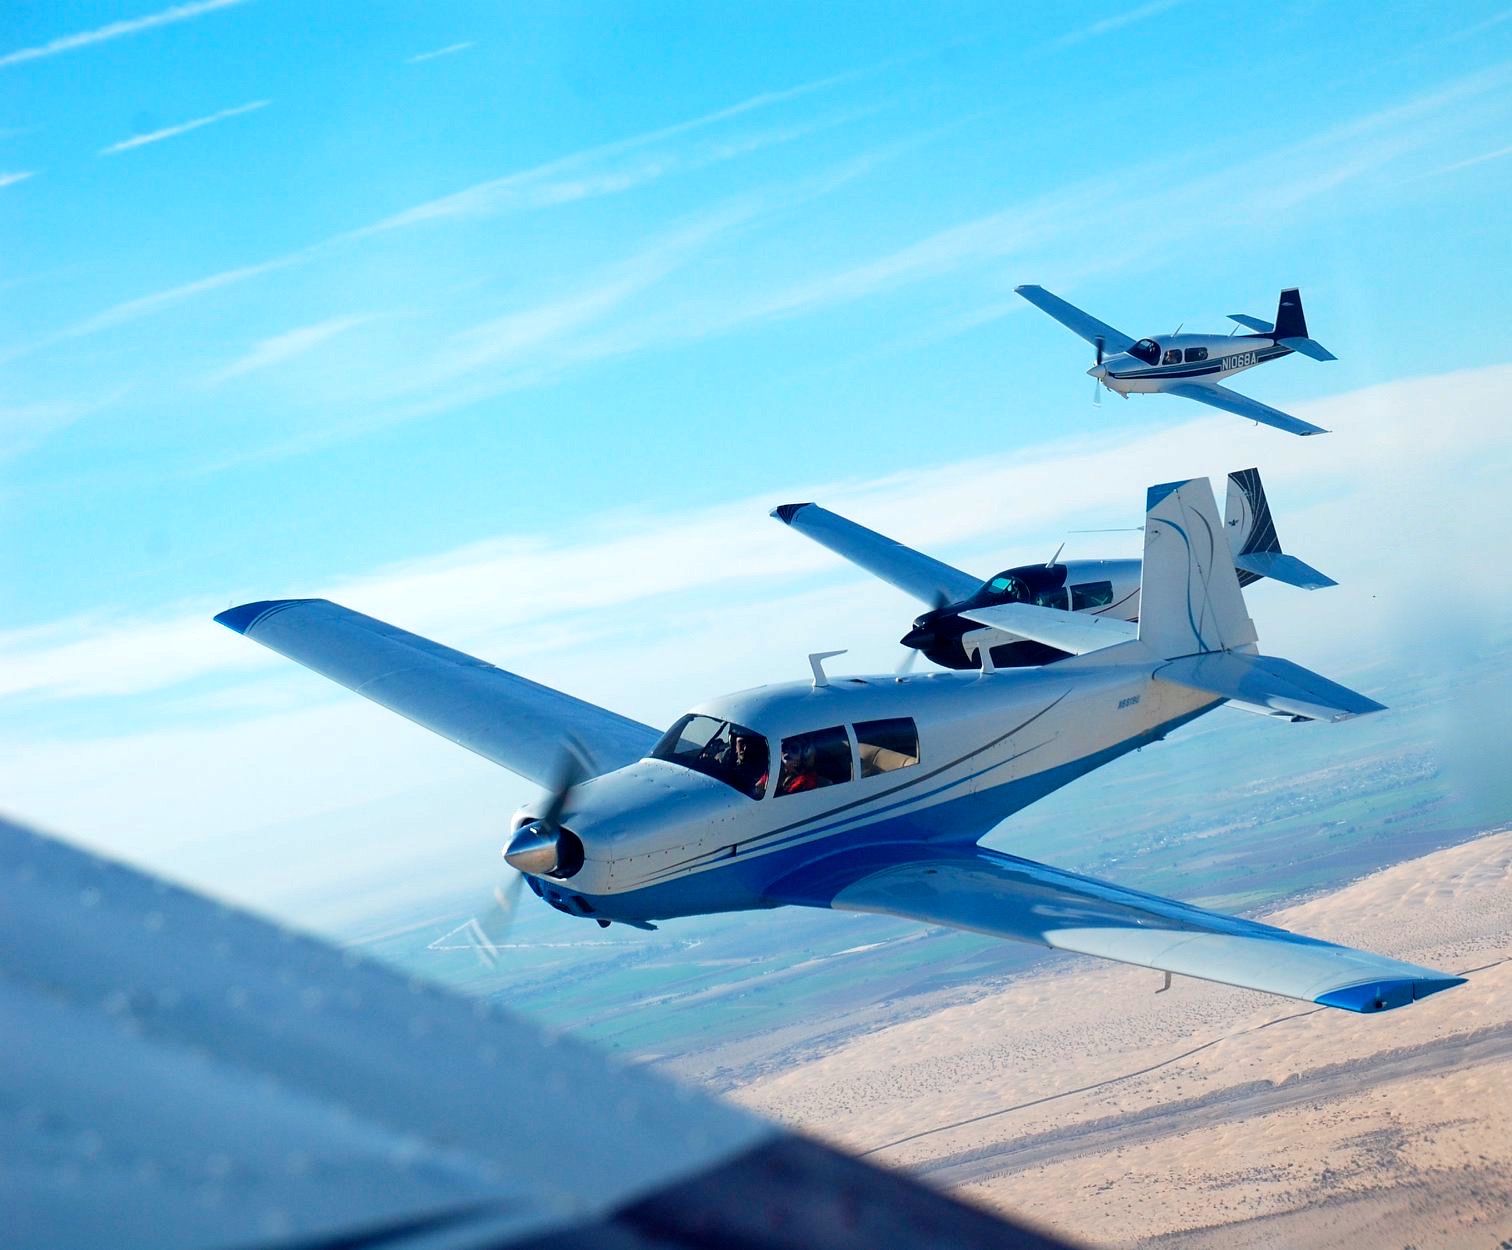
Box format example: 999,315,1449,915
777,742,819,796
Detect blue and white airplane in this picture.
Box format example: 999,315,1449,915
775,466,1335,672
218,477,1462,1015
1017,284,1337,437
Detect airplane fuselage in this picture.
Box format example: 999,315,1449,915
1093,334,1290,396
514,651,1217,927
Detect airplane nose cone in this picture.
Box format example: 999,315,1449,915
1087,363,1108,379
503,820,585,878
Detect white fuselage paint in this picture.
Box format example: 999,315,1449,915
514,644,1216,919
1092,334,1285,397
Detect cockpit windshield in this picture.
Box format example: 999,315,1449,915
649,714,770,799
1130,338,1161,365
984,572,1029,604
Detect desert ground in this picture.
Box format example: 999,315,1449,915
729,828,1512,1249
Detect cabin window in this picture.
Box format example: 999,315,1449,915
775,725,851,797
855,718,919,777
1070,581,1114,610
986,573,1029,602
1033,586,1069,611
1184,347,1208,363
649,714,770,799
1130,338,1160,365
1161,348,1182,366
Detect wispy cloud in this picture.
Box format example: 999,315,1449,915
1427,142,1512,177
207,313,372,384
407,41,475,65
0,0,252,70
1049,0,1187,50
0,171,34,188
99,99,269,155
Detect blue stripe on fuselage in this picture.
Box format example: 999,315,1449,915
563,703,1217,926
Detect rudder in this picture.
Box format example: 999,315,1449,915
1138,478,1258,659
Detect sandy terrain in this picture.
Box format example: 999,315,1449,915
729,828,1512,1248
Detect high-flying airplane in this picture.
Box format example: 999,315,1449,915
4,812,1069,1250
217,477,1463,1015
1017,284,1336,437
774,466,1335,672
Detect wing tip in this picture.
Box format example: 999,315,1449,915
1315,975,1467,1013
770,502,814,525
214,599,310,635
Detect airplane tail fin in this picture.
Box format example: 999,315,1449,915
1272,288,1336,360
1224,468,1337,590
1138,476,1383,722
1138,478,1258,659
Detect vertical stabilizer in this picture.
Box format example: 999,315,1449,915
1139,478,1258,658
1273,288,1307,340
1224,468,1338,591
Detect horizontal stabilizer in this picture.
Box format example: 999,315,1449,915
1234,550,1337,590
1154,650,1385,722
959,601,1135,655
770,502,981,607
1278,336,1337,362
778,845,1464,1013
1229,313,1274,333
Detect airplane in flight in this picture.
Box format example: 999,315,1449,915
1017,284,1337,437
774,466,1335,672
217,476,1463,1015
3,811,1069,1250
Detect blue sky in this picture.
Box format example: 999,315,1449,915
4,1,1512,928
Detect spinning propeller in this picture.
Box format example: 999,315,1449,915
456,740,590,966
1092,334,1104,407
896,588,952,672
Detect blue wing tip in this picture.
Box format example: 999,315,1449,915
214,599,307,635
1316,976,1467,1014
771,503,813,525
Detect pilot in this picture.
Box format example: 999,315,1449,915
777,742,820,795
728,732,769,798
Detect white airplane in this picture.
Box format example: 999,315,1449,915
218,477,1463,1015
3,812,1069,1250
775,466,1335,672
1017,284,1337,437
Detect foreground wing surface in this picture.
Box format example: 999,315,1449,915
1165,381,1328,437
777,846,1462,1013
217,599,658,785
771,503,982,606
959,602,1137,655
4,814,1071,1250
1015,284,1135,354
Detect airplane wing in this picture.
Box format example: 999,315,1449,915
1165,381,1328,437
772,845,1464,1013
771,502,982,607
958,602,1137,655
1228,313,1275,333
1014,284,1135,354
216,599,659,785
4,813,1072,1250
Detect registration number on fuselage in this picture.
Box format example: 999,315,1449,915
1118,695,1141,709
1224,351,1258,370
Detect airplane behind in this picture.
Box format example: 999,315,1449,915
217,475,1463,1017
774,467,1335,672
1017,284,1337,437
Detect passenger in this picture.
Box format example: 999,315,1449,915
728,732,769,799
778,742,820,795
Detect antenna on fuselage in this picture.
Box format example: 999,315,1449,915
1046,541,1065,567
808,650,846,689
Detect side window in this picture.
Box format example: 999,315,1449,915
776,725,851,797
1184,346,1208,363
855,718,919,777
1162,348,1182,365
1033,586,1069,610
1070,580,1114,610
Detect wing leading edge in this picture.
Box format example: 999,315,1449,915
772,845,1463,1013
1165,381,1328,437
770,502,982,607
1015,284,1136,354
216,599,659,786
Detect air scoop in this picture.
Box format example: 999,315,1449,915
504,820,585,878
